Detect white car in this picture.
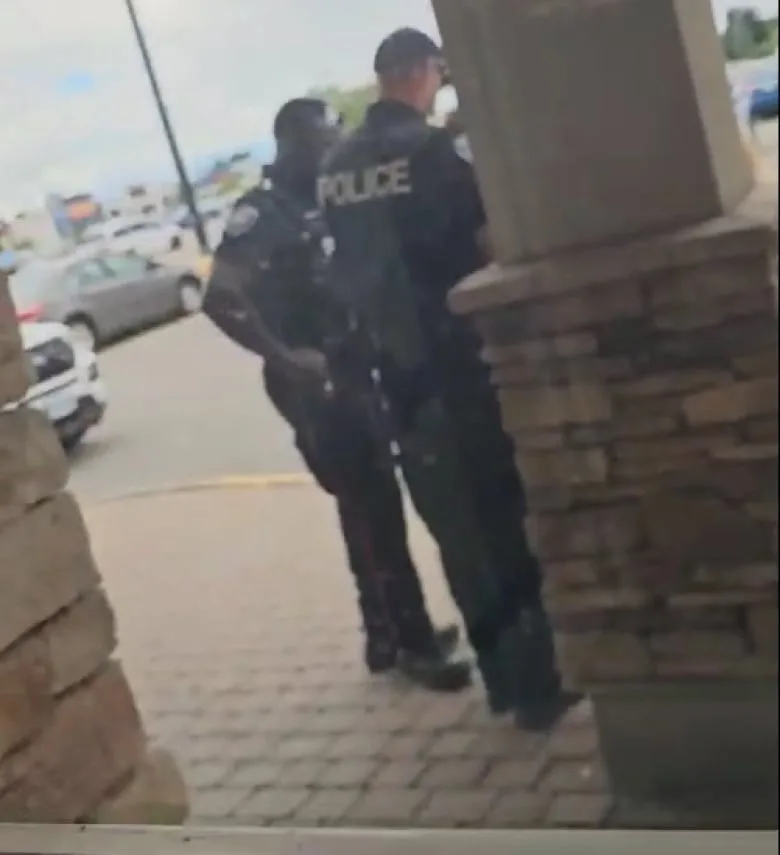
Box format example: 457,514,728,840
8,321,108,451
82,216,184,258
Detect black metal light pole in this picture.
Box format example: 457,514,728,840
123,0,209,253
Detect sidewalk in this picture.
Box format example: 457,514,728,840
84,485,607,830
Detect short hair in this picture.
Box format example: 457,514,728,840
374,28,443,79
272,98,329,142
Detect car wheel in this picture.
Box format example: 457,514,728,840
178,278,203,314
66,317,99,351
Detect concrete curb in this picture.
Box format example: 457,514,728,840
88,472,314,505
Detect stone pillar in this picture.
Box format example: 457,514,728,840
432,0,778,827
434,0,752,262
0,272,188,824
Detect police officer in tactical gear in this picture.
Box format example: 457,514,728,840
203,97,470,694
317,31,581,730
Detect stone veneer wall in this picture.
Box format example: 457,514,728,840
450,193,778,820
452,198,777,687
0,271,187,824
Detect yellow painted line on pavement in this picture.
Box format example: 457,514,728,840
198,473,313,490
90,472,314,505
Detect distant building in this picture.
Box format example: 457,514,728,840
7,206,64,253
45,194,76,242
103,182,179,220
6,190,104,252
195,152,261,198
228,153,262,188
58,193,104,241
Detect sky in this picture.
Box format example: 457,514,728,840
0,0,776,216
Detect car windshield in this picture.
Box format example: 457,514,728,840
8,265,59,308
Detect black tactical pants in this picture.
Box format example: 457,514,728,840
437,337,542,609
388,326,554,712
392,393,515,707
437,333,560,709
263,366,438,662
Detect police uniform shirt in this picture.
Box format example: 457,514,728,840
209,182,328,352
318,98,494,401
318,100,487,312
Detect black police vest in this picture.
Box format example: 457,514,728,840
246,183,338,351
318,118,435,379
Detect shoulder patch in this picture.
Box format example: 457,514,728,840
453,134,473,164
224,204,260,238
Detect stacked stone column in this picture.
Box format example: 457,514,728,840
433,0,777,826
0,271,187,824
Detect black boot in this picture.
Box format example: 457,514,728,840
433,623,461,658
366,624,462,676
395,622,470,692
477,646,515,714
365,641,399,675
467,609,516,714
516,682,584,732
511,605,584,731
396,648,472,693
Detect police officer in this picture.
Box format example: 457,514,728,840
318,32,581,729
203,97,470,694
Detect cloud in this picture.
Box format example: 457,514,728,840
1,0,775,214
0,0,439,213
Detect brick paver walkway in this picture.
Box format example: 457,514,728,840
85,487,609,830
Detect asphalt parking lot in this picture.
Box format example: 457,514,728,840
68,314,305,502
69,119,777,503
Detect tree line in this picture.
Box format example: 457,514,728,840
307,84,378,129
723,7,778,60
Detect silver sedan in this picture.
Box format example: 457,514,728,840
9,251,204,350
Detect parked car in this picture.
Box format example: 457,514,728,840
730,55,779,124
9,251,204,351
82,216,184,256
2,321,107,451
749,63,779,121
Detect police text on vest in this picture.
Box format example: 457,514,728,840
318,159,412,207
